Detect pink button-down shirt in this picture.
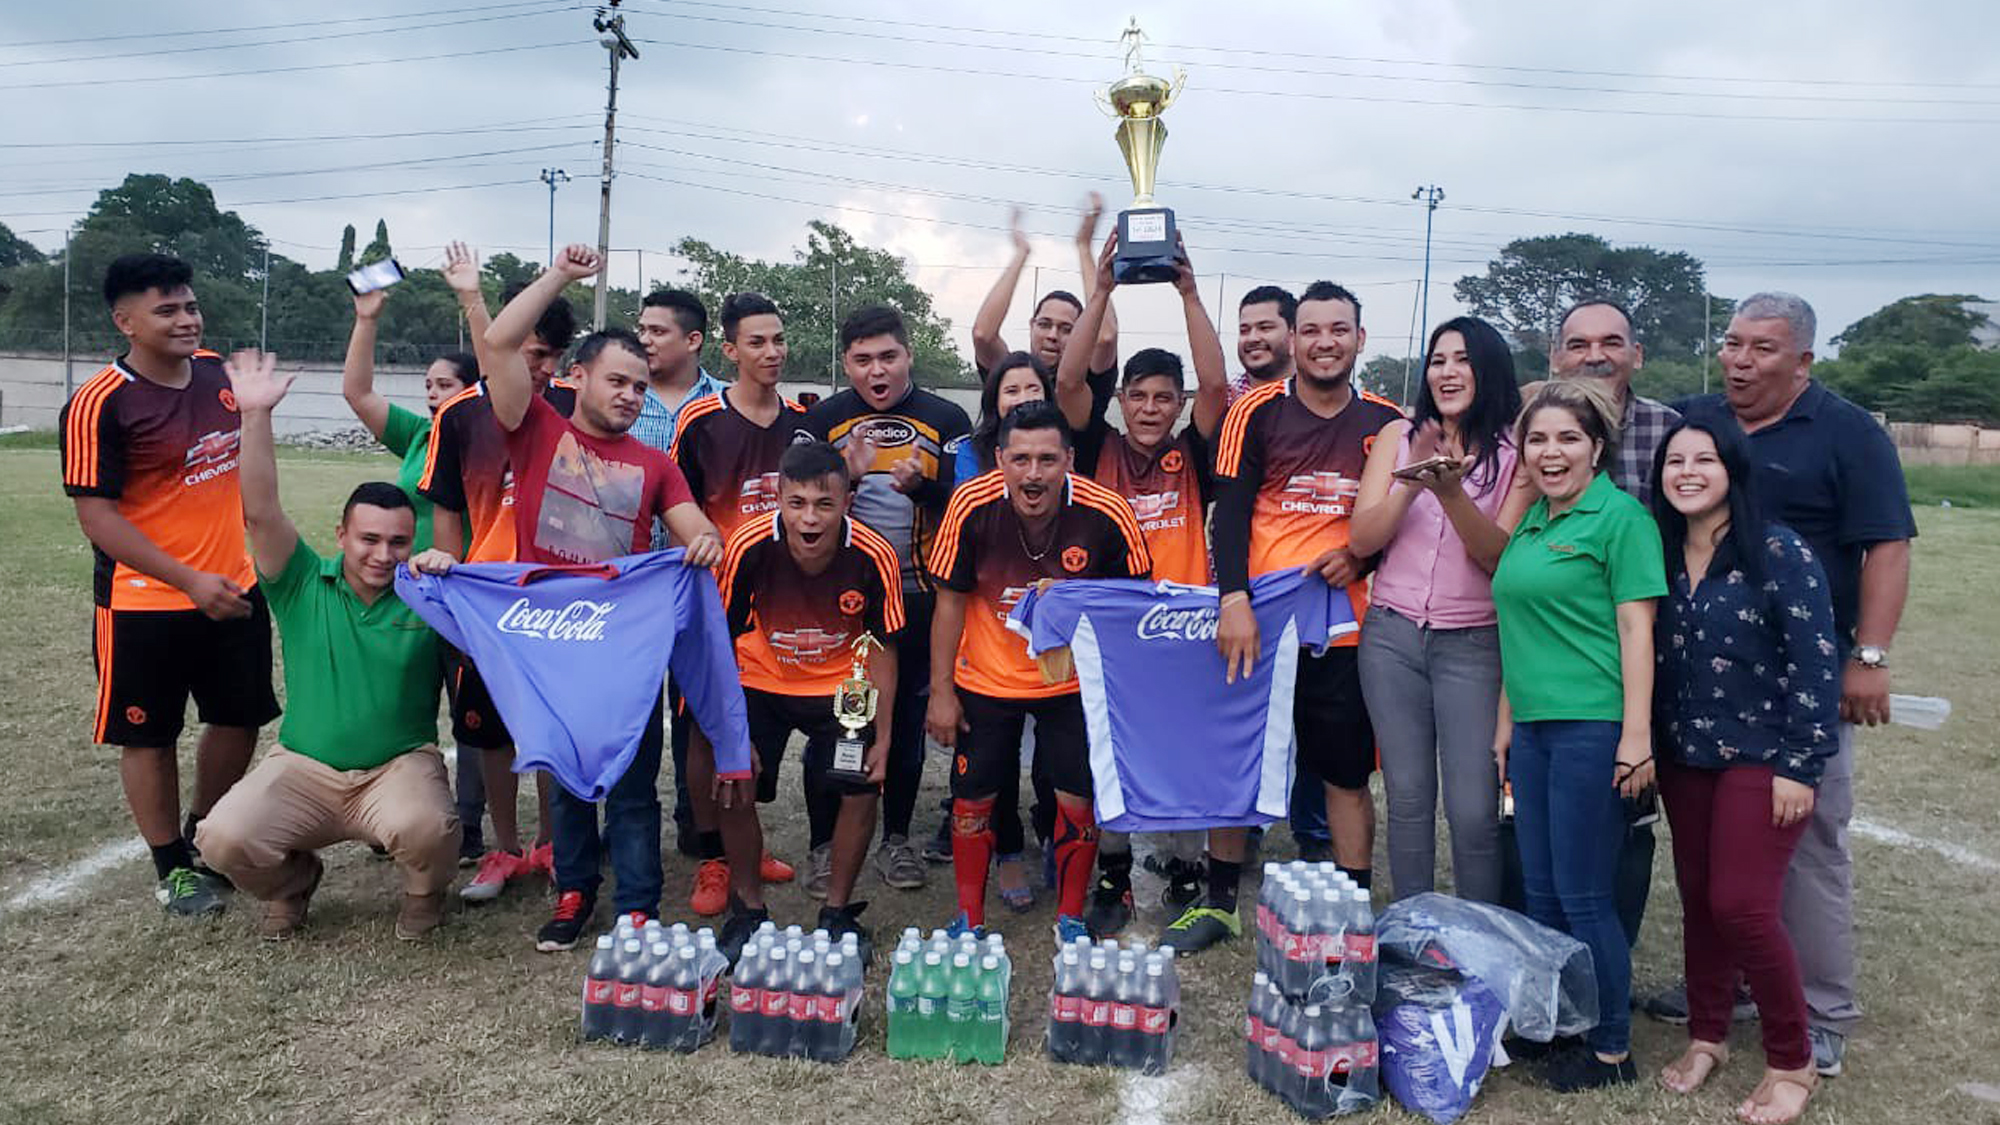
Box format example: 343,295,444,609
1370,434,1518,629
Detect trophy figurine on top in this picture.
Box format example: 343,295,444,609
1097,18,1187,284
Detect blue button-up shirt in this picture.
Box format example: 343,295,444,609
1655,523,1841,785
629,368,727,455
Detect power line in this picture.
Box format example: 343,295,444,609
0,1,570,49
0,117,594,151
0,7,578,69
0,40,581,92
0,144,600,201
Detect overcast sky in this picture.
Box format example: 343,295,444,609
4,0,1996,369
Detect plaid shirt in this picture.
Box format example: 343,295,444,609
1612,393,1681,499
628,368,726,455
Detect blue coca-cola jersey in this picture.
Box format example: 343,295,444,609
396,549,752,800
1008,570,1357,832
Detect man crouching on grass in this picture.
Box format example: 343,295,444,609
194,350,460,941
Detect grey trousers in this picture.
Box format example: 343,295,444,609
1783,724,1859,1034
1357,606,1503,904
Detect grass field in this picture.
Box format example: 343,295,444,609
2,445,1997,1125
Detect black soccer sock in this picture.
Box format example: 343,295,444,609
698,830,725,861
1097,848,1133,894
150,838,196,881
181,811,204,848
1206,857,1243,913
1337,864,1373,891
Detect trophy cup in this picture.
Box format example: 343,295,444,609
1098,18,1186,284
828,634,884,785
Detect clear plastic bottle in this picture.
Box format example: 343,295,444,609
612,938,648,1044
886,949,920,1059
581,934,619,1042
975,953,1008,1064
1047,946,1083,1063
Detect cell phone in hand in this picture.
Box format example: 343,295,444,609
1391,454,1456,481
345,258,406,295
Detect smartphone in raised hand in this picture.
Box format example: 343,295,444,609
345,258,406,295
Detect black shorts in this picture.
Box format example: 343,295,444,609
1293,646,1376,790
91,591,280,747
745,688,880,802
953,689,1090,801
443,647,511,751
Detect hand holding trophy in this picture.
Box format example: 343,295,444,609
1095,18,1187,284
827,634,885,786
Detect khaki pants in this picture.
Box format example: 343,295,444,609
196,745,460,902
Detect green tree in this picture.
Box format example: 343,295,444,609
1833,294,1990,350
1454,233,1721,360
1358,354,1416,406
672,220,971,388
1817,342,2000,426
0,222,44,269
336,224,357,273
362,219,392,263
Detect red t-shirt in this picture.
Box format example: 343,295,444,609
503,396,694,565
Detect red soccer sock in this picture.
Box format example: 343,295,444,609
1052,799,1099,919
951,796,996,929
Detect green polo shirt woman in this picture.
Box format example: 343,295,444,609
1491,378,1666,1091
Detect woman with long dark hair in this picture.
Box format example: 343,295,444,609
1650,418,1835,1124
1351,316,1529,904
953,351,1054,485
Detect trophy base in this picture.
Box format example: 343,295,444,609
1115,207,1179,284
827,735,871,788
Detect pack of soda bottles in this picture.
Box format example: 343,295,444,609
580,917,730,1052
728,922,867,1062
1046,936,1181,1073
886,928,1012,1064
1246,862,1381,1117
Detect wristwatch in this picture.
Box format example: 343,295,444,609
1852,645,1889,669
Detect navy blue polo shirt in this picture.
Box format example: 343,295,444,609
1676,382,1916,652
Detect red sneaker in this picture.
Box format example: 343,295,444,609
528,841,554,879
690,859,730,917
460,849,528,902
759,852,796,884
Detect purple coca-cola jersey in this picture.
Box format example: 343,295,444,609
1008,569,1357,832
397,549,752,800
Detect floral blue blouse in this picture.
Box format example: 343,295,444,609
1655,523,1840,785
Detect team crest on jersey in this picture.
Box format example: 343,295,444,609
217,387,237,412
1159,448,1184,473
1061,545,1090,573
769,627,848,663
125,705,147,726
838,589,866,616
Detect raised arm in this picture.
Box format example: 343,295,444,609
341,289,391,439
482,243,600,429
1074,193,1119,372
1057,234,1117,433
441,240,494,369
971,209,1030,373
1173,236,1227,439
223,349,303,578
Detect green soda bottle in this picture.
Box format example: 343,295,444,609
976,953,1008,1064
946,952,978,1061
916,951,949,1060
886,949,920,1059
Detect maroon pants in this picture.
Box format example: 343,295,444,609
1658,761,1812,1071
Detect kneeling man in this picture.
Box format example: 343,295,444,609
196,351,459,940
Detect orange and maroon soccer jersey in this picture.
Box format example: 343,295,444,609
668,388,805,543
1212,378,1403,639
58,352,257,611
719,512,905,697
928,471,1152,699
417,380,576,563
1078,421,1212,586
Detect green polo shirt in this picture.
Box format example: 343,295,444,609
1492,471,1666,722
260,537,442,770
380,404,437,552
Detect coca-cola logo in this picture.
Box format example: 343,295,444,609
496,597,614,641
1135,603,1218,642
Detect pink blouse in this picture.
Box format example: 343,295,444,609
1370,434,1518,629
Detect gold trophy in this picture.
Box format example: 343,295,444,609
1097,18,1186,284
828,634,884,785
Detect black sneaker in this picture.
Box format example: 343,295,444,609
818,901,874,967
1083,881,1133,938
1161,898,1242,954
1642,979,1759,1025
1296,838,1334,864
156,866,225,917
1158,858,1205,914
457,828,485,869
719,905,771,967
534,889,596,952
1542,1047,1637,1092
1503,1033,1583,1062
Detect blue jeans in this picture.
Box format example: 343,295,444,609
454,742,486,853
551,692,665,916
1510,719,1631,1056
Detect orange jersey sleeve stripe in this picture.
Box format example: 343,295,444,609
718,513,777,604
1071,477,1154,575
63,367,124,488
1215,381,1283,478
665,394,725,463
850,521,907,635
91,606,113,742
927,474,1006,578
1359,389,1405,413
418,385,482,491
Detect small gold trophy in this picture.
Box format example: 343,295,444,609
1097,18,1186,284
829,634,884,785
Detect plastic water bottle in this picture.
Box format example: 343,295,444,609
946,952,978,1060
916,951,949,1060
887,949,920,1059
976,953,1008,1064
581,934,619,1041
1890,694,1952,730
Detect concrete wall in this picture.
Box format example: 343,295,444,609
0,351,982,436
1889,421,2000,466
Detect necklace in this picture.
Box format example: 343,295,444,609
1017,516,1059,561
